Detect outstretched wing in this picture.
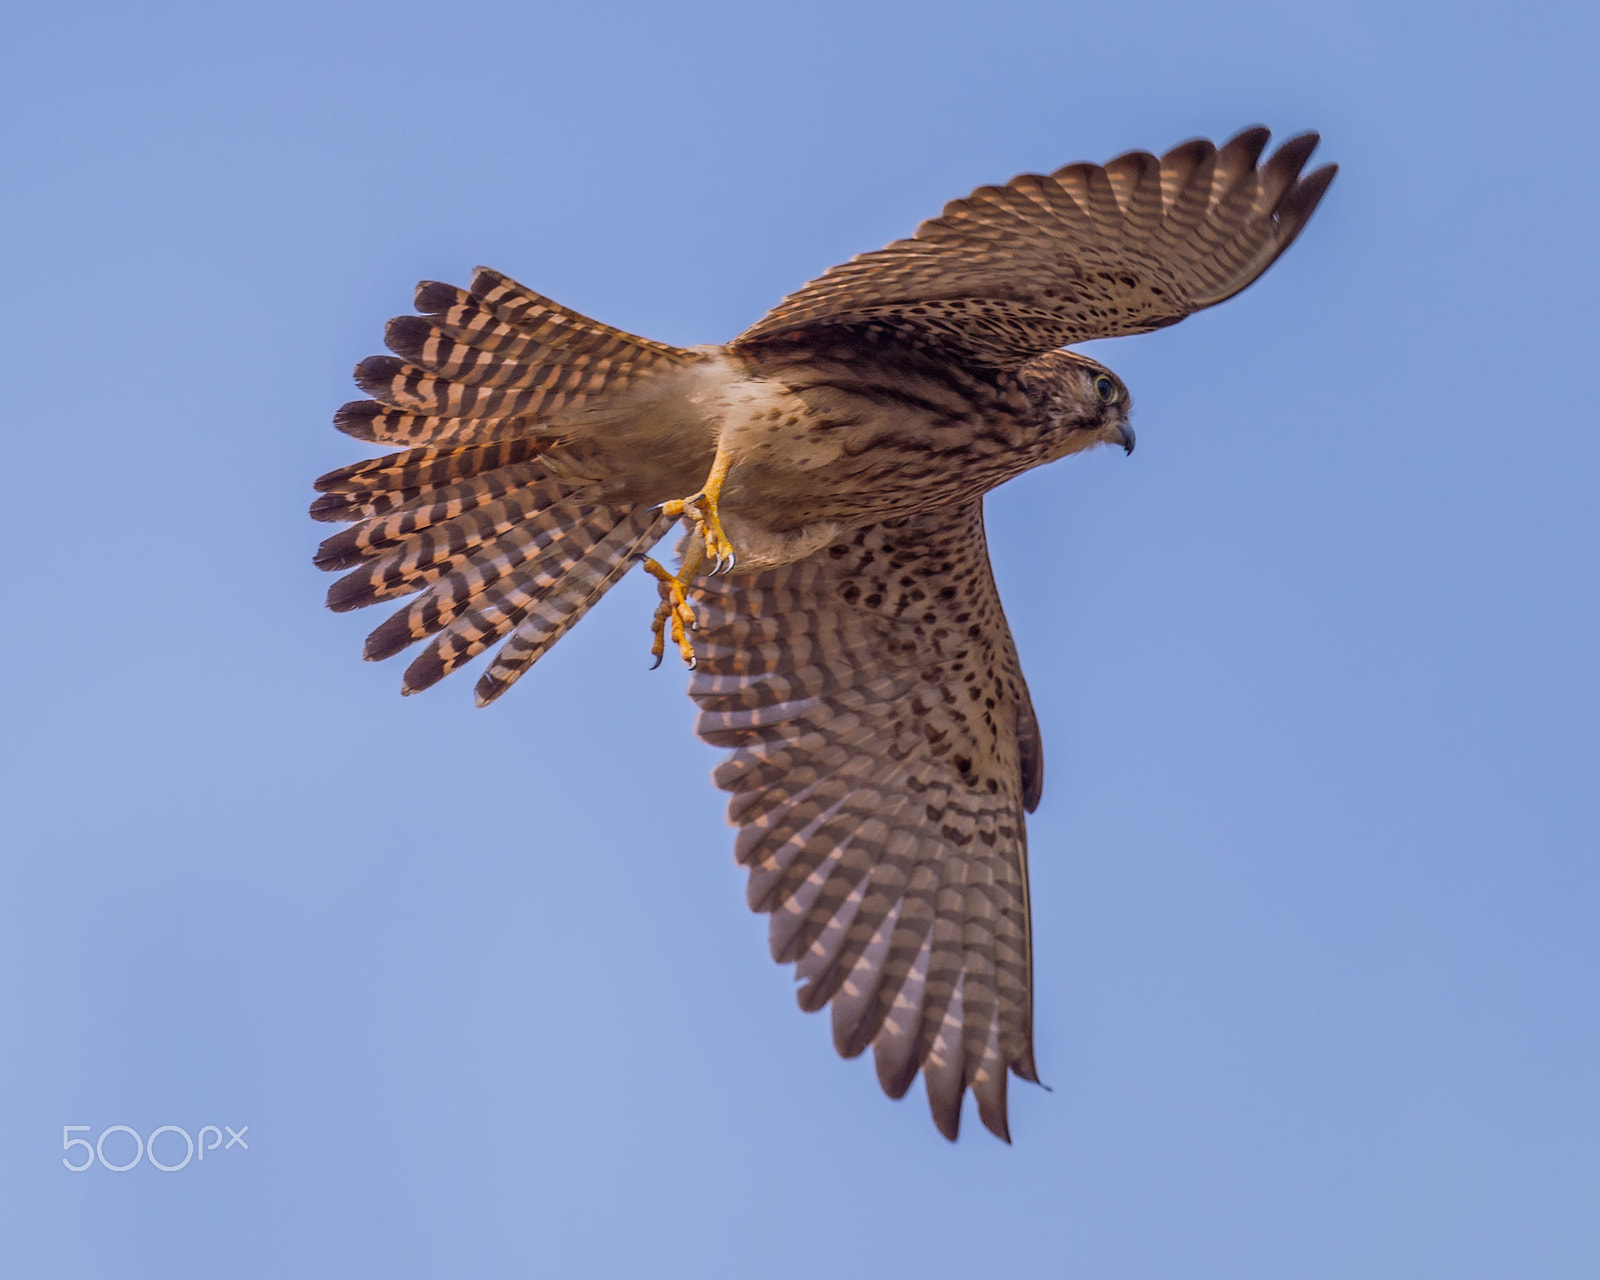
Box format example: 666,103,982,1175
689,502,1046,1141
733,127,1336,369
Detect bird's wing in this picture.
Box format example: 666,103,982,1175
733,127,1335,369
690,501,1044,1142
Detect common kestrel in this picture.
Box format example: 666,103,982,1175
312,127,1336,1141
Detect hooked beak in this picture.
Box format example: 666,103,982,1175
1114,421,1135,455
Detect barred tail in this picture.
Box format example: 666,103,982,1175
314,268,690,701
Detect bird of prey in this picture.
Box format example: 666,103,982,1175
311,126,1335,1142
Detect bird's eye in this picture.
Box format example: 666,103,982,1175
1094,375,1118,404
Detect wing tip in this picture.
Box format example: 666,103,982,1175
975,1070,1013,1143
1284,162,1339,224
1266,161,1339,264
1224,123,1273,154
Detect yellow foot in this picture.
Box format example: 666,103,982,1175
659,491,736,574
642,556,699,670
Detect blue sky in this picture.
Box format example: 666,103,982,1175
3,1,1596,1275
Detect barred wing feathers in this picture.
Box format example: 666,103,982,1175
690,501,1045,1141
734,127,1335,369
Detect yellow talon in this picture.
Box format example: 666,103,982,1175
643,553,701,669
658,441,737,574
660,493,735,573
645,442,737,667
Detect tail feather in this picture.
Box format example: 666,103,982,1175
473,508,673,705
400,294,543,359
388,309,693,381
332,400,530,449
332,262,707,456
315,480,573,575
325,487,576,611
310,460,551,543
386,316,637,390
467,267,696,368
395,504,673,695
352,355,572,420
362,496,607,659
313,438,545,499
317,267,694,698
413,280,685,368
409,283,544,358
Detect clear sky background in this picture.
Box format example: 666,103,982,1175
2,1,1596,1275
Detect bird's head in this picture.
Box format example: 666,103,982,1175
1020,348,1135,461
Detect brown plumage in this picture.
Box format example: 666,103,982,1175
311,127,1336,1141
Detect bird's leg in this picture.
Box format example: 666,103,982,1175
643,537,707,670
658,442,736,573
644,441,737,668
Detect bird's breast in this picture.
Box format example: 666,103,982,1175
718,372,1041,531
